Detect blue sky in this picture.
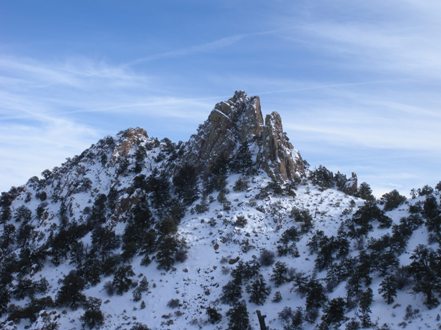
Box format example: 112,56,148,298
1,0,440,195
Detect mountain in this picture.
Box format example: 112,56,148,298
1,91,441,330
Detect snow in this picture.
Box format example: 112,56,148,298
2,125,441,330
212,109,231,121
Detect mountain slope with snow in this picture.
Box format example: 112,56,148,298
1,92,441,330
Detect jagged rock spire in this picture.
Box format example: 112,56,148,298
260,112,304,181
184,91,305,182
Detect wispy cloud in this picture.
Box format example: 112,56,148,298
276,0,441,80
0,55,217,191
123,28,287,67
124,34,247,67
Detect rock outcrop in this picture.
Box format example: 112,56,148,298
259,112,304,181
184,91,305,182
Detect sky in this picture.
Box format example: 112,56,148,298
0,0,440,196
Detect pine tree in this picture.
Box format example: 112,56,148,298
56,271,86,309
271,261,289,287
206,306,222,324
88,194,107,227
409,245,441,308
0,287,10,316
146,171,171,210
379,275,397,304
156,235,180,270
227,300,251,330
248,275,271,305
310,165,334,189
91,226,119,260
112,265,135,295
322,298,345,326
359,288,373,327
306,280,327,311
221,279,242,305
14,205,32,223
279,307,303,330
357,182,375,201
173,164,199,204
382,190,406,211
81,297,104,329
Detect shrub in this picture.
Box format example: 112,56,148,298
419,185,434,196
279,307,303,330
233,178,249,192
167,299,180,308
235,216,247,228
272,291,282,303
132,276,148,302
206,306,222,324
14,206,32,223
259,249,275,267
130,323,151,330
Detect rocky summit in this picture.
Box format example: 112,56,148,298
185,91,305,182
0,92,441,330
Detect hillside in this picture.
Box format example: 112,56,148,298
1,91,441,330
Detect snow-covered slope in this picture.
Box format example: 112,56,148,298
1,92,441,330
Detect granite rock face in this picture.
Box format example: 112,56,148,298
184,91,305,182
259,111,305,181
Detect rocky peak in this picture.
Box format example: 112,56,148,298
213,91,264,139
184,91,305,182
112,127,149,159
